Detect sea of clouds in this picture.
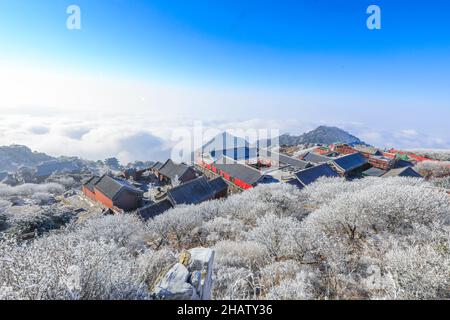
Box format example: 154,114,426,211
0,112,448,164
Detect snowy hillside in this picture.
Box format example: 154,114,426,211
1,176,449,300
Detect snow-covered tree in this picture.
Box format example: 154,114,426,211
415,160,450,178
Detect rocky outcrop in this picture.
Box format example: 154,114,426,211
152,247,214,300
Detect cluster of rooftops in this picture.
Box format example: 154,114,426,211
197,142,422,190
82,159,228,220
82,141,423,220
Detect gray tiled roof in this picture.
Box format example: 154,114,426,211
94,175,143,200
151,161,164,171
286,178,305,189
301,152,331,164
332,153,368,173
394,159,414,168
277,153,311,170
362,167,387,177
213,156,263,186
137,199,173,220
382,167,422,178
260,149,310,170
208,177,228,195
168,176,215,206
354,145,383,155
294,163,339,187
83,175,101,192
158,159,192,181
210,147,258,161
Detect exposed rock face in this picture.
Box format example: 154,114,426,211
152,247,215,300
188,248,214,300
153,263,198,300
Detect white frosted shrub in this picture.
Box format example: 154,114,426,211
259,260,304,294
146,205,205,248
0,234,150,300
3,206,76,240
301,177,351,207
0,200,11,213
213,265,258,300
74,214,147,253
265,271,315,300
214,240,268,270
299,177,450,299
46,176,77,188
136,248,177,288
1,174,449,300
303,177,430,208
245,214,306,259
306,179,450,245
382,239,450,299
31,192,55,205
432,176,450,190
415,160,450,178
202,216,246,243
0,183,65,198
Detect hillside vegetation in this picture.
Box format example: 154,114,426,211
1,176,449,300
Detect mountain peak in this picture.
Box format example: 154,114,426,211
279,126,365,146
201,131,250,154
0,145,55,172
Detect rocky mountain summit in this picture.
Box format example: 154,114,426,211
279,126,365,146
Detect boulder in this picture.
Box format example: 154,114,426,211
188,247,215,300
152,247,215,300
153,263,198,300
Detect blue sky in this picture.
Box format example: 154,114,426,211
0,0,449,160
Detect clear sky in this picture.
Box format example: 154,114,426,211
0,0,449,161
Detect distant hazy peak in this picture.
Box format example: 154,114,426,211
279,126,365,146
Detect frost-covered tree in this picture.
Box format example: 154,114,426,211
0,234,150,300
415,160,450,178
201,216,246,244
0,183,65,198
2,206,77,241
214,240,268,270
31,192,56,205
299,177,450,299
265,271,315,300
245,214,306,259
73,214,148,253
1,174,449,300
432,176,450,190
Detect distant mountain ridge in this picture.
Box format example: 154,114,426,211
279,126,366,146
0,145,55,172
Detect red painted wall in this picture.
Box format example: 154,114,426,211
233,178,253,190
204,164,253,190
222,172,231,181
82,187,97,202
94,188,114,209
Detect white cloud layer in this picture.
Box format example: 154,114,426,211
0,112,448,164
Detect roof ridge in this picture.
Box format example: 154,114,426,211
215,155,262,174
171,175,206,190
